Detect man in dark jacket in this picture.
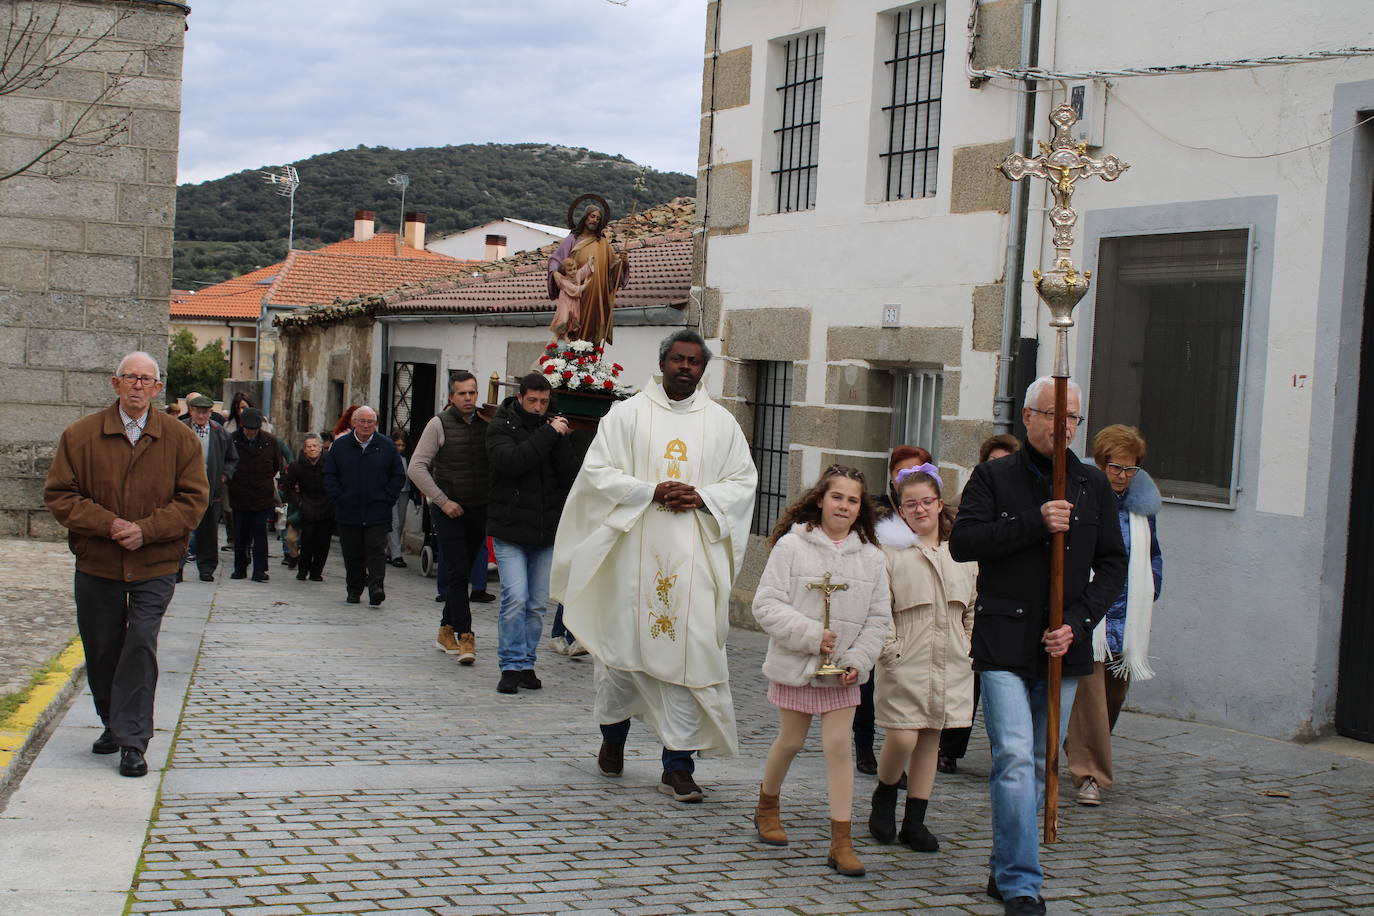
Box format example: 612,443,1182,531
324,405,405,606
180,394,238,582
486,373,578,694
408,372,489,661
282,432,333,581
226,407,283,582
949,376,1126,916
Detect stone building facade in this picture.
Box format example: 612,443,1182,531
0,0,188,537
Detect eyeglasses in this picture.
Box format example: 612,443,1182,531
117,374,159,387
1026,407,1086,425
1105,463,1142,477
900,497,941,511
823,464,866,483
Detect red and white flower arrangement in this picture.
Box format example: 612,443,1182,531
538,340,633,395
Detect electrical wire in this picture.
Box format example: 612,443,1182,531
967,46,1374,84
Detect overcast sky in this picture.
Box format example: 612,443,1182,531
177,1,707,186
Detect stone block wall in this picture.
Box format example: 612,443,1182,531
0,0,188,537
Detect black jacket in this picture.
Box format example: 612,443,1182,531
180,416,238,503
484,397,579,547
323,432,405,527
226,430,282,512
948,442,1127,679
282,454,334,523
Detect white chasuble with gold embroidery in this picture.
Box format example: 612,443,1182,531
551,377,757,756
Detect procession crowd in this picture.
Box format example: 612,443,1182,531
41,331,1162,916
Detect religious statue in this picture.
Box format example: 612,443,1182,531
547,193,630,347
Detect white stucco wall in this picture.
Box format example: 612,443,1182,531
427,220,566,261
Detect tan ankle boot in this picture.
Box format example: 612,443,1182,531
827,819,865,877
754,788,787,846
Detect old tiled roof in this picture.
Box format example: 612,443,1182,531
276,197,696,331
170,265,279,320
318,232,456,261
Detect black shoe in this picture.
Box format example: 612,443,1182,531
435,594,447,602
597,740,625,777
988,874,1003,901
174,570,183,583
469,590,496,603
658,770,703,803
868,780,899,843
199,571,215,582
230,570,247,579
296,570,308,580
519,670,542,690
118,747,148,778
937,754,958,774
855,743,877,775
369,590,385,606
346,592,362,604
497,671,521,694
252,572,269,582
309,574,323,582
897,797,939,852
1004,897,1046,916
389,556,407,568
92,729,119,755
283,556,298,569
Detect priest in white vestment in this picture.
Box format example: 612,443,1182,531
550,330,757,803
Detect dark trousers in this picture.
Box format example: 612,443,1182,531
233,507,270,576
940,672,982,760
853,675,876,752
297,518,334,578
600,719,696,773
431,503,487,633
74,570,175,752
181,501,221,576
337,522,388,597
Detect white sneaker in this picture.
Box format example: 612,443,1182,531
1077,777,1102,806
566,639,589,658
548,639,569,656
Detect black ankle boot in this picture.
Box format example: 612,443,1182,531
868,779,900,843
898,796,940,852
855,743,877,775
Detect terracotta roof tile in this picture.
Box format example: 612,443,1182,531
169,265,279,320
265,249,474,308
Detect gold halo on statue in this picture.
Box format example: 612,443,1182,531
567,193,612,230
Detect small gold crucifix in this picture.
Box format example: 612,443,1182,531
807,572,849,677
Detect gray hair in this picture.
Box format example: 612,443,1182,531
1024,375,1082,408
658,329,713,366
353,404,377,420
115,351,161,380
302,432,322,444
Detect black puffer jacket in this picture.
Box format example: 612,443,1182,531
282,454,333,523
226,430,282,512
948,442,1127,680
484,397,579,547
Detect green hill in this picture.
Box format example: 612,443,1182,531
173,143,696,287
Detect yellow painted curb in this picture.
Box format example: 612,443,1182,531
0,639,85,773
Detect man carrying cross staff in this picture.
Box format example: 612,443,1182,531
948,104,1128,916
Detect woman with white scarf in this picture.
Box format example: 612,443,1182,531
1065,424,1163,806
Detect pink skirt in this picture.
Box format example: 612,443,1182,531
768,680,861,714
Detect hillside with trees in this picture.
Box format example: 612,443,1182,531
174,143,696,286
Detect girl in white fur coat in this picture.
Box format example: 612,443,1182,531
751,465,892,877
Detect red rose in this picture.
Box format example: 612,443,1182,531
582,375,594,385
538,355,548,364
612,363,624,371
546,342,558,351
562,370,574,380
543,364,556,375
603,380,615,390
563,350,575,359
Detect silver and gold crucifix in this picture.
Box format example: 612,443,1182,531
807,572,849,677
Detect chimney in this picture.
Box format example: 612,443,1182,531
353,210,376,241
403,211,427,250
484,233,508,260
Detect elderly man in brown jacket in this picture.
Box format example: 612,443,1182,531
44,352,208,778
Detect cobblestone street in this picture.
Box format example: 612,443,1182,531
3,545,1374,914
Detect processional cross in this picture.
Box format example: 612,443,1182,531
807,572,848,677
996,104,1129,844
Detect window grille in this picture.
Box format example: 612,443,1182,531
890,368,943,458
749,361,794,535
1088,229,1249,505
391,362,415,434
772,31,824,213
881,3,944,201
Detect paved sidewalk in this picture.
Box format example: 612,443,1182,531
2,544,1373,914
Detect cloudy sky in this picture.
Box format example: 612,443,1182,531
177,1,707,186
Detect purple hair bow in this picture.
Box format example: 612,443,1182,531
894,462,941,491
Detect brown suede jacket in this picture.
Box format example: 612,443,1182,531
44,403,209,582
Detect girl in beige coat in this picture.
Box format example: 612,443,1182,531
869,467,976,853
751,466,891,877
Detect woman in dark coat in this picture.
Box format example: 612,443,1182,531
283,433,334,581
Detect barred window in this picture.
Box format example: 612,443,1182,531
1088,229,1249,505
881,3,944,201
750,361,794,535
890,368,943,459
772,31,824,213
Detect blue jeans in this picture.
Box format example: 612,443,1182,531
492,539,552,671
981,670,1079,902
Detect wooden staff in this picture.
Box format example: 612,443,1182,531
1044,373,1068,844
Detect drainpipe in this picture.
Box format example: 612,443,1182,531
993,0,1041,434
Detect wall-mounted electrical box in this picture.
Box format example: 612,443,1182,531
1065,80,1107,148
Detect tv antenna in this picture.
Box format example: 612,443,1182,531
388,174,410,231
261,165,301,250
